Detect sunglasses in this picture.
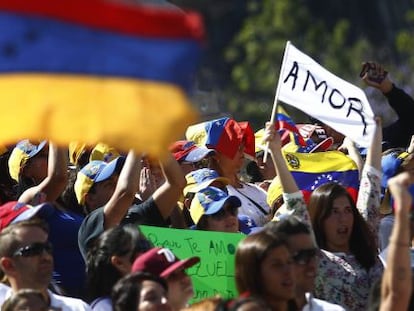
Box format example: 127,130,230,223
292,248,319,265
210,205,238,221
12,242,53,258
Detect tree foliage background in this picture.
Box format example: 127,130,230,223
171,0,414,130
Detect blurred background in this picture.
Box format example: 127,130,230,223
148,0,414,130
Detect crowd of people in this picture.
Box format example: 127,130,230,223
0,58,413,311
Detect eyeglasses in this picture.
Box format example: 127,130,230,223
210,205,238,221
292,248,319,265
12,242,53,258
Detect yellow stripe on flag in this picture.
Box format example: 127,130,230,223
0,74,198,157
280,149,357,173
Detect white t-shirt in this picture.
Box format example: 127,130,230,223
0,283,8,303
227,182,270,226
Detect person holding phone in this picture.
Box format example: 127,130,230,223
361,61,414,149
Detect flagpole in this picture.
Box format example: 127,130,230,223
263,41,291,164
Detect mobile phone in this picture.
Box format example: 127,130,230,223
360,62,388,84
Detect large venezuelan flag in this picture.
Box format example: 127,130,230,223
267,150,359,207
0,0,203,157
186,117,255,160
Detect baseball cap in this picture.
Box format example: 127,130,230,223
190,186,241,225
69,142,87,166
132,247,200,278
238,214,262,235
183,168,229,196
0,201,54,232
381,152,410,189
170,140,214,163
89,143,120,163
8,140,47,182
74,156,125,205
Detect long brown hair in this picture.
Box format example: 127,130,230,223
308,182,377,269
235,231,287,295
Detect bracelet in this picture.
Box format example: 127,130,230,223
389,239,411,247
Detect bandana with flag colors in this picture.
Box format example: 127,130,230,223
186,117,255,160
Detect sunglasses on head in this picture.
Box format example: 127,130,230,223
210,205,238,221
12,242,53,258
292,248,319,265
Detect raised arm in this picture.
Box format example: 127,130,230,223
356,117,382,238
263,122,311,227
265,122,299,194
103,150,141,228
18,142,68,204
380,172,413,311
152,153,186,220
337,137,364,177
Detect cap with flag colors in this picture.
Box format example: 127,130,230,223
8,140,47,182
169,140,215,163
89,143,120,163
0,201,55,232
0,0,204,158
186,117,255,160
183,168,229,196
69,142,87,166
190,186,241,225
267,150,359,207
74,157,125,205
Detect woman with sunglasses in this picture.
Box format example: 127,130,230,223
264,118,384,310
85,225,152,310
265,216,345,310
189,186,241,233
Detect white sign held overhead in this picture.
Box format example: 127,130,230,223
276,42,375,147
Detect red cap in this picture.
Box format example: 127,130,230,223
0,201,31,232
132,247,200,278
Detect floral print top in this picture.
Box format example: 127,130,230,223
274,165,384,311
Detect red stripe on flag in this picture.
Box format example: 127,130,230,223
0,0,204,41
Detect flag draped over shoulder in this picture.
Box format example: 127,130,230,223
0,0,203,157
267,150,359,207
186,117,255,160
